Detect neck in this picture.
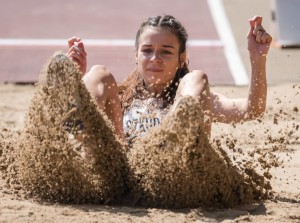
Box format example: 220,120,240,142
145,83,166,97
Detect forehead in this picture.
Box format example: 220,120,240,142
138,27,179,47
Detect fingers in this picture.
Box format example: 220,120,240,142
67,49,86,65
254,27,272,44
68,36,81,48
247,19,255,38
76,41,87,56
252,15,262,26
248,15,272,44
251,16,264,36
247,16,262,38
70,42,87,57
67,36,87,56
256,30,264,42
256,31,272,44
67,37,87,64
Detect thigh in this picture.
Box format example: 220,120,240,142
175,70,212,135
83,65,124,140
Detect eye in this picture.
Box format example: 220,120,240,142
162,50,172,55
141,48,153,54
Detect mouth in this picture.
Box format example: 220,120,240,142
147,68,163,72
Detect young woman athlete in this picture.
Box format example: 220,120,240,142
66,14,272,142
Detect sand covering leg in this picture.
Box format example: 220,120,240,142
127,96,264,208
14,52,128,204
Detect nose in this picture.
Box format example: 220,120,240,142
150,52,162,63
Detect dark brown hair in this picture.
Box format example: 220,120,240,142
118,15,190,110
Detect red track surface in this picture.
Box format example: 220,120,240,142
0,0,233,84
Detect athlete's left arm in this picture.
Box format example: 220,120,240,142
210,16,272,123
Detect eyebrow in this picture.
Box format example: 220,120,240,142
162,45,175,49
142,44,175,49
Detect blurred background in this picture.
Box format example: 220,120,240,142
0,0,299,85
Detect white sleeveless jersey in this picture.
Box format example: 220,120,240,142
123,98,169,141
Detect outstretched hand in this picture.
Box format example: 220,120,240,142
67,37,87,75
247,16,272,56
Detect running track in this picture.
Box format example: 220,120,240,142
0,0,248,85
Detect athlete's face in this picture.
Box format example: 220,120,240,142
136,27,186,91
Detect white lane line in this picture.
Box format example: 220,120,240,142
207,0,249,85
0,38,223,47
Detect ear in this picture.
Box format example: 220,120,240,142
180,52,187,67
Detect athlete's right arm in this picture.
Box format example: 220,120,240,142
67,36,87,75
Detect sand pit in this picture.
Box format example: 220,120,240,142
0,54,299,222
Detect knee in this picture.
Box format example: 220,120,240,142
83,65,118,100
89,65,114,80
89,65,109,74
180,70,209,89
188,70,209,87
84,65,117,87
177,70,209,97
